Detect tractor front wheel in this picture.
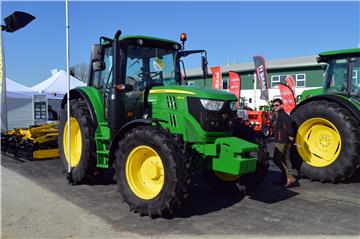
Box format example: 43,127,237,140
59,100,97,184
291,100,360,183
114,126,193,218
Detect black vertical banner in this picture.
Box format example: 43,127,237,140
253,55,269,101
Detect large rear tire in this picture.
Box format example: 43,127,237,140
114,126,193,218
59,100,97,184
291,100,360,183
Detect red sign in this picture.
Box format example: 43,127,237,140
229,71,241,107
211,66,222,90
285,75,296,96
278,83,296,114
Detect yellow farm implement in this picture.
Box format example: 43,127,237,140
1,123,59,160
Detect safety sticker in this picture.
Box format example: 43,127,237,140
153,58,165,71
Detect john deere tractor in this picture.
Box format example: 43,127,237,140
291,48,360,183
59,31,268,217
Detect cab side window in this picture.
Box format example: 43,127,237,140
92,47,113,89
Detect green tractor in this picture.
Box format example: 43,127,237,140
59,31,268,217
291,48,360,183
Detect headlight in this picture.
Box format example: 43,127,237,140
200,99,224,111
229,101,237,111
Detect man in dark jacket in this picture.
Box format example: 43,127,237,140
271,98,296,187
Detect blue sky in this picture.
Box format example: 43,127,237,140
2,1,359,87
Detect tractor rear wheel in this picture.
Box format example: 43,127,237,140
59,100,97,184
291,100,360,183
114,126,193,218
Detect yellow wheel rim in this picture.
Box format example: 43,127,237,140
296,117,341,167
214,172,240,182
126,145,165,200
63,117,82,168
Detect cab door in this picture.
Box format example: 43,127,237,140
91,46,113,119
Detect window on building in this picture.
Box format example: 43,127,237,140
296,74,306,87
271,75,280,87
353,70,359,85
271,73,306,88
223,79,228,89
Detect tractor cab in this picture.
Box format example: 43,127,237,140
318,48,360,99
89,32,208,131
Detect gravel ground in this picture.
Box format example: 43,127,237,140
1,146,359,238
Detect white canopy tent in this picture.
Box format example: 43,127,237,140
31,69,86,99
6,78,36,129
5,71,85,129
7,77,35,98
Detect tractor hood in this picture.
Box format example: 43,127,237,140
149,85,237,101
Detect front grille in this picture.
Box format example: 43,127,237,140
166,96,177,109
168,113,177,127
187,97,237,132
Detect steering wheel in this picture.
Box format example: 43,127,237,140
126,76,140,91
138,71,160,79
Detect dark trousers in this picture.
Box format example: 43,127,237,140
273,143,292,179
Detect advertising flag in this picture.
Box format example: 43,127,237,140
211,66,222,90
285,75,296,96
0,34,7,131
278,83,296,114
253,56,269,101
229,71,241,105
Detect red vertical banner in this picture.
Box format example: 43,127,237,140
229,71,241,106
285,75,296,96
278,83,296,114
211,66,222,90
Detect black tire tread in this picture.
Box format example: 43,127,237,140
114,126,193,218
291,100,360,183
59,100,97,184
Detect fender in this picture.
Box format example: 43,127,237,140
61,87,105,128
291,94,360,123
108,118,167,165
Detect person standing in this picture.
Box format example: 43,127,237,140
48,105,58,121
271,98,296,187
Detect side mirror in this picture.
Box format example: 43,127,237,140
201,56,208,79
91,44,105,71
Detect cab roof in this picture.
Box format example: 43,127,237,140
101,35,181,49
119,35,180,45
318,48,360,62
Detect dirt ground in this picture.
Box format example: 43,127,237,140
1,151,359,238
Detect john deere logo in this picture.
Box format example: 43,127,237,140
222,113,229,120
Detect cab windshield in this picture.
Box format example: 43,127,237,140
324,57,360,97
126,45,180,87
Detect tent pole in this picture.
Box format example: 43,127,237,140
65,0,72,181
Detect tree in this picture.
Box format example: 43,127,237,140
70,63,88,83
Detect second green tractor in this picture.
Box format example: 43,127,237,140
291,48,360,183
